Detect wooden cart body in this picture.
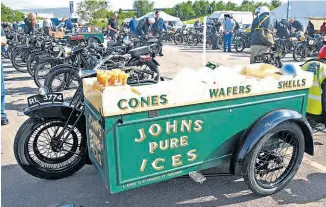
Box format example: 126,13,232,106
83,74,313,193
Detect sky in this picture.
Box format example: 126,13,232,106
2,0,290,10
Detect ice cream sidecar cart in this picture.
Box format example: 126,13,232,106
83,66,315,196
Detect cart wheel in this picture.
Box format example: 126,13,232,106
243,121,305,195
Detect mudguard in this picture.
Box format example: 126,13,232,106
230,109,314,176
48,64,75,74
24,103,84,124
24,103,92,164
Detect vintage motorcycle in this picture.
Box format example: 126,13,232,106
13,46,163,179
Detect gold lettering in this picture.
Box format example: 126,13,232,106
149,142,158,154
149,124,162,136
166,120,178,134
181,120,192,132
135,128,146,143
172,154,183,167
152,158,165,170
180,136,189,147
187,149,197,161
194,120,204,132
159,139,169,150
140,159,147,172
170,138,179,149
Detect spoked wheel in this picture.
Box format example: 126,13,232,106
235,39,245,52
293,44,307,62
187,34,198,46
173,34,183,45
11,48,28,73
33,60,58,87
44,67,81,93
14,118,87,179
243,121,305,195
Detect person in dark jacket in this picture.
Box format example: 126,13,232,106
136,17,155,36
108,13,119,40
24,13,36,34
306,21,315,37
275,18,291,38
210,19,218,50
289,18,303,32
320,22,326,35
250,6,272,63
152,11,166,35
63,18,73,32
129,16,138,34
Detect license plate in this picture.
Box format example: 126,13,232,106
27,93,63,107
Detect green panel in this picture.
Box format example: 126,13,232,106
85,89,309,193
82,33,104,43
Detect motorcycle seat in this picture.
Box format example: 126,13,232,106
147,38,159,43
129,46,150,57
72,47,84,53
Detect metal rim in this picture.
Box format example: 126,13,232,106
254,130,299,189
26,120,85,172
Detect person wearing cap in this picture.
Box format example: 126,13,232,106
108,13,119,40
136,17,155,36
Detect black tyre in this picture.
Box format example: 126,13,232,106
173,33,183,45
14,118,87,180
187,34,198,46
10,48,28,73
235,39,245,52
33,59,58,87
44,67,81,92
293,44,307,62
243,121,305,195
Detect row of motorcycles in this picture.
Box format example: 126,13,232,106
2,29,166,179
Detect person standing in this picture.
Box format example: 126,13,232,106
275,18,291,38
108,13,119,40
43,18,53,36
223,14,235,52
194,19,201,29
152,11,166,56
152,11,166,35
250,6,272,63
13,21,18,32
210,19,218,50
1,26,8,125
129,16,138,35
320,22,326,35
306,21,315,37
24,13,36,34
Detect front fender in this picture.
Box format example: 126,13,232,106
230,109,314,176
24,103,84,123
49,64,74,74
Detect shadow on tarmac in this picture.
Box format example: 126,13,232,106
2,164,325,207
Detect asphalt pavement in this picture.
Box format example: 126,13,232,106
1,45,326,207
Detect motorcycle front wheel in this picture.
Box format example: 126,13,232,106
14,118,87,180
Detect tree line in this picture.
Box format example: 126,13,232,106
164,0,282,21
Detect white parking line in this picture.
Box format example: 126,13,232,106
303,157,326,173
